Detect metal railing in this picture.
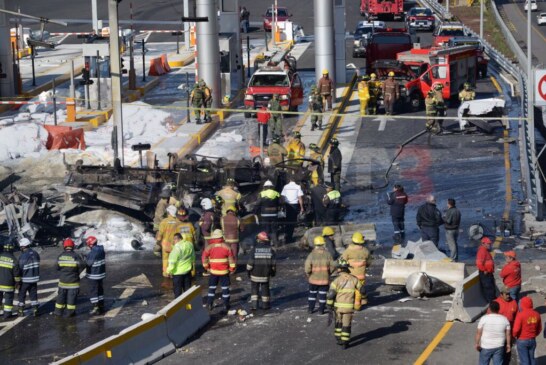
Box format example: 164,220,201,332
420,0,542,218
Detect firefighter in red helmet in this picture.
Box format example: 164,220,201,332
54,238,85,317
85,236,106,315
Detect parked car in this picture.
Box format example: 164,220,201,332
432,22,466,46
353,21,386,58
537,12,546,24
263,7,292,31
406,7,435,31
525,0,538,11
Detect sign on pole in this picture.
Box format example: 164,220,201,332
535,69,546,106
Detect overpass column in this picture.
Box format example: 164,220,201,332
314,0,335,84
0,0,15,97
334,0,346,83
196,0,221,109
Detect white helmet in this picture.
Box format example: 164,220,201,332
201,198,213,210
19,238,31,247
264,180,274,187
263,157,271,167
166,205,177,217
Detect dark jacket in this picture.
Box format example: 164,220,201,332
246,242,276,283
0,252,21,292
324,236,339,260
387,190,408,218
19,248,40,283
86,245,106,280
255,188,281,218
416,202,444,228
328,147,342,174
443,207,461,230
199,210,215,240
57,250,85,289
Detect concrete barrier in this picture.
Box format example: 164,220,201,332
382,259,465,287
446,270,490,323
158,285,210,347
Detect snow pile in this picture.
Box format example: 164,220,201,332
0,122,48,160
214,131,244,143
68,210,156,252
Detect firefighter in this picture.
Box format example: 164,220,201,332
85,236,106,316
433,82,446,133
309,86,324,131
213,195,224,226
202,229,236,312
459,82,476,102
326,257,362,349
153,188,171,233
247,231,276,310
268,94,283,140
323,184,342,226
156,205,184,281
254,180,281,246
54,239,85,317
382,71,399,116
305,236,336,314
308,143,324,186
287,131,306,167
425,89,438,133
267,136,287,167
368,73,381,115
167,232,195,298
357,75,370,116
328,138,342,192
176,207,196,247
190,83,205,124
17,238,40,317
199,198,215,247
215,178,242,216
221,205,243,262
318,69,335,111
199,79,213,123
256,105,270,145
341,232,372,306
0,241,20,320
322,226,339,260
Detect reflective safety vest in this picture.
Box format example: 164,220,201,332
357,81,370,101
326,272,362,313
57,250,84,289
258,189,281,217
324,190,341,208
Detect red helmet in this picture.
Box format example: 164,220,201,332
256,231,269,242
481,237,492,245
63,238,75,248
86,236,98,247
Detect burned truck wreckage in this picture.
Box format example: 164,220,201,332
0,153,328,249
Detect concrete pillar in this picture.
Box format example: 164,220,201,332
314,0,335,84
183,0,190,50
108,0,124,165
91,0,99,34
196,0,221,109
334,0,346,83
0,0,15,97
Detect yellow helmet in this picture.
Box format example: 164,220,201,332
370,73,377,79
322,226,335,236
322,69,329,75
226,205,237,214
388,71,395,77
352,232,365,245
314,236,326,246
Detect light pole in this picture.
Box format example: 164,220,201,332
108,0,124,165
479,0,484,39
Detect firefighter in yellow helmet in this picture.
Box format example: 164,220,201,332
308,143,324,186
215,178,242,216
382,71,399,116
326,257,362,349
459,82,475,102
322,226,339,260
341,232,372,306
357,75,370,116
156,205,184,282
368,73,381,115
286,131,306,167
317,69,335,111
305,235,336,314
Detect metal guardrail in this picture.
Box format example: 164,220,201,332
420,0,542,218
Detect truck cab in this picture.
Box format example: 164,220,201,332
360,0,405,20
353,21,386,58
447,37,488,78
366,29,413,73
244,66,303,117
432,23,466,46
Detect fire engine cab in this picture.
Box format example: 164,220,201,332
360,0,404,20
244,59,304,118
396,45,478,100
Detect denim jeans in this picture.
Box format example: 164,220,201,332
508,286,520,303
479,346,504,365
516,339,536,365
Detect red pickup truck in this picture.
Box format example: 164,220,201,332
365,28,413,73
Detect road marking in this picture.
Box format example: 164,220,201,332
413,322,454,365
39,279,60,285
104,274,153,318
378,117,387,131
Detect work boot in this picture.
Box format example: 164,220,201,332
89,305,101,316
66,310,76,318
336,338,343,345
54,309,63,317
202,271,210,277
32,306,39,317
251,301,258,311
17,307,24,317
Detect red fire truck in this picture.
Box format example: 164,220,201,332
365,28,413,73
396,45,478,100
360,0,404,20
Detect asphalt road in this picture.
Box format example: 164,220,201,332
496,0,546,65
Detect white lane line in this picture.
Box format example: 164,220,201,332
39,279,59,285
104,288,136,318
378,118,387,131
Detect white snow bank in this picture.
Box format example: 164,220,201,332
68,210,156,252
214,131,244,143
0,122,48,160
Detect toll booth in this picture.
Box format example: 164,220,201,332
219,33,242,99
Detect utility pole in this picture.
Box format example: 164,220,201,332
183,0,190,50
128,1,136,89
91,0,99,34
108,0,124,165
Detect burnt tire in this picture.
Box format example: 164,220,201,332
409,92,422,112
